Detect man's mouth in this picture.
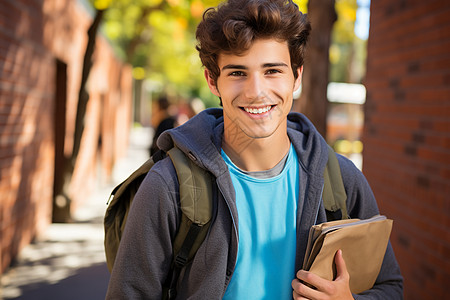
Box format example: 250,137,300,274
243,105,274,115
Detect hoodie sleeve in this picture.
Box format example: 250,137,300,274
338,155,404,299
105,160,179,299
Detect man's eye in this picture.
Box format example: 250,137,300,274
229,71,245,76
266,69,281,75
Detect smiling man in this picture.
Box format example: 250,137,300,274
106,0,403,299
206,38,300,172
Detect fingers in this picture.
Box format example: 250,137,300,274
292,270,331,299
296,269,333,292
292,250,351,300
292,287,309,300
334,249,350,281
292,277,318,300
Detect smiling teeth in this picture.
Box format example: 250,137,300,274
244,106,272,114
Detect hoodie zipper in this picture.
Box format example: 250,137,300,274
216,183,239,292
313,183,325,226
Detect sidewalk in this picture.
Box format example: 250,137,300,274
1,127,152,300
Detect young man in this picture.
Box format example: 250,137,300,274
106,0,403,299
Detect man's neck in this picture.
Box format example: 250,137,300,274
222,132,290,172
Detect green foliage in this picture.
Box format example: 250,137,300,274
330,0,366,83
89,0,223,105
296,0,365,83
93,0,113,10
293,0,308,13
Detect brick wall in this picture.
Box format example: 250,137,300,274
362,0,450,298
0,0,132,274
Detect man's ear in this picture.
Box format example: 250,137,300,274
204,69,221,97
293,66,303,91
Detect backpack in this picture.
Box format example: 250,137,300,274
104,144,347,299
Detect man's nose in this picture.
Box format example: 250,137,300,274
244,75,264,100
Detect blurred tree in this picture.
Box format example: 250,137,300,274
293,0,361,136
329,0,365,83
293,0,337,136
54,0,111,222
97,0,222,104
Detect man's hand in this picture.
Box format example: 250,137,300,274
291,250,354,300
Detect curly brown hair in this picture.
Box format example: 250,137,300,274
196,0,311,84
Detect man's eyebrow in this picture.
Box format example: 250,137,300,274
222,64,248,71
221,62,289,71
263,62,289,68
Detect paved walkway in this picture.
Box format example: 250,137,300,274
1,127,152,300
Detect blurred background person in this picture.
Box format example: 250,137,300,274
149,95,177,156
177,97,206,126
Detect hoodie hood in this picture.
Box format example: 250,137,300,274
158,107,329,178
287,113,330,176
158,108,227,178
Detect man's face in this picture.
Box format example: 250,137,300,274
205,39,302,145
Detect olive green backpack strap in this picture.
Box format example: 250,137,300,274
322,145,349,221
164,147,213,300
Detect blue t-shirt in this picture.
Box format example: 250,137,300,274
222,144,299,299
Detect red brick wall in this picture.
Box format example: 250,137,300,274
362,1,450,299
0,0,132,274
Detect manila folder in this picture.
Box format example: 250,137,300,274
302,215,393,294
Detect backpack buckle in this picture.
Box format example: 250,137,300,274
174,254,188,268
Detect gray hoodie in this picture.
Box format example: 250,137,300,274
106,108,403,299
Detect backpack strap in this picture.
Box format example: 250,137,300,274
168,147,212,226
323,145,348,221
163,147,213,299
